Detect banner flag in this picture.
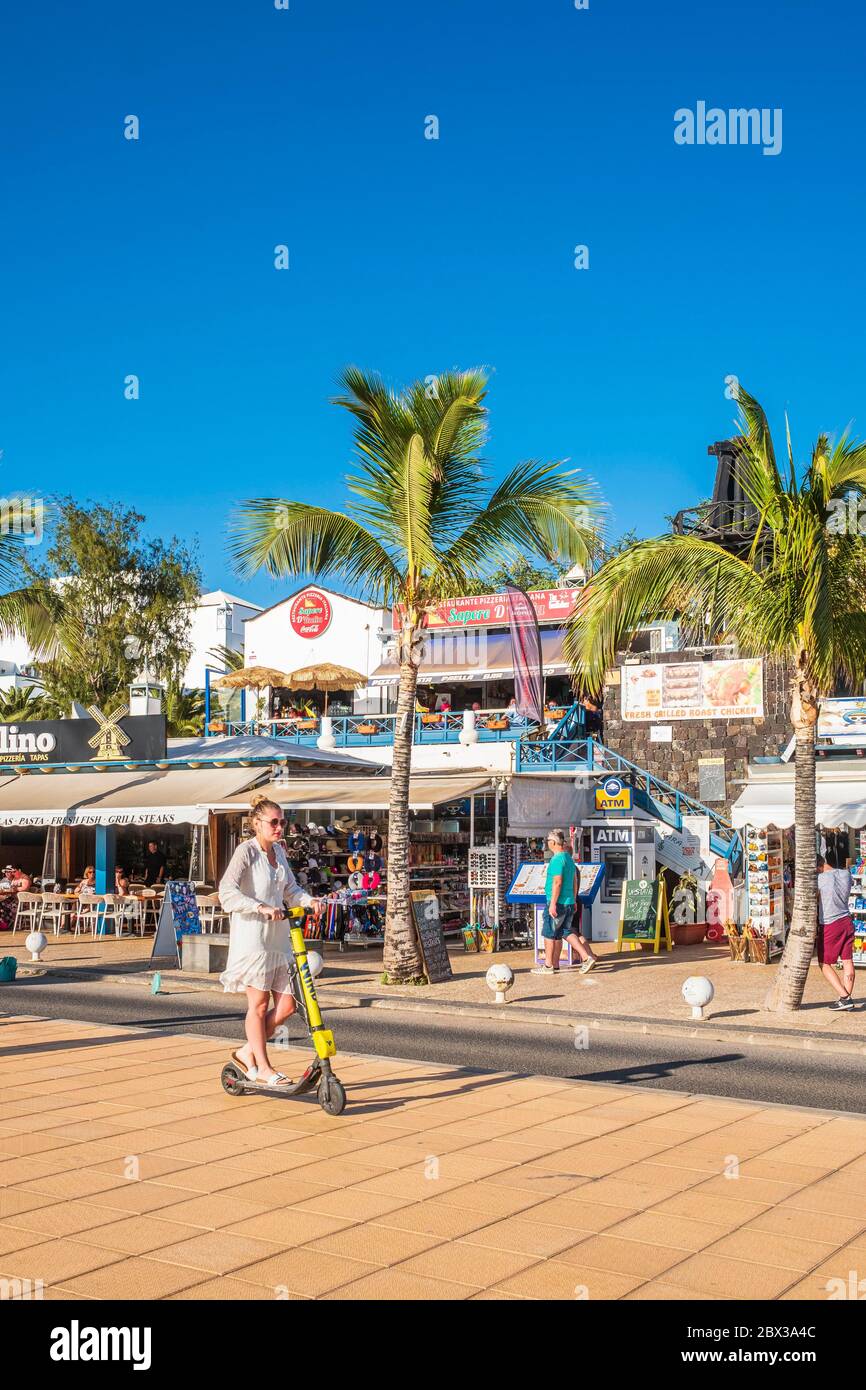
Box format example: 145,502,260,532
505,584,545,725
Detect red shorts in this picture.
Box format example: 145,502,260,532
817,915,855,965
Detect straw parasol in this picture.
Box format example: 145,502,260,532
212,666,292,720
284,662,367,714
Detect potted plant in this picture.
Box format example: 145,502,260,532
670,871,707,946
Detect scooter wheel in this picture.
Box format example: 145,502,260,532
318,1078,346,1116
221,1063,245,1096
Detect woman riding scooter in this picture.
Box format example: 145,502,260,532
219,794,320,1087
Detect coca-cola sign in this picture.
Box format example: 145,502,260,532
289,588,332,638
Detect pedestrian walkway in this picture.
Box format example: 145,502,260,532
7,933,866,1045
0,1014,864,1299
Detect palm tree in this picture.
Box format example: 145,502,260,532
0,684,49,721
165,682,206,737
565,388,866,1013
230,367,599,982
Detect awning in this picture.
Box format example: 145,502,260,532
506,778,591,837
0,766,266,828
210,774,495,813
370,630,568,685
731,777,866,830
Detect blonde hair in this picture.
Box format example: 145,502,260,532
247,793,284,835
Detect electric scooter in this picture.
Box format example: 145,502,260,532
220,908,347,1115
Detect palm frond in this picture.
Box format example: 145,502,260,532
228,500,403,603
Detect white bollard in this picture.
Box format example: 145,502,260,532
682,976,714,1020
486,963,514,1004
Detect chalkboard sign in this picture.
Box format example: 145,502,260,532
152,880,202,965
617,877,672,954
410,889,453,983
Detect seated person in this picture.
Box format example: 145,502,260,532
77,866,96,897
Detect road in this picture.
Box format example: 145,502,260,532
4,973,866,1115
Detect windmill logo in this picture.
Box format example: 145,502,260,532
87,704,131,760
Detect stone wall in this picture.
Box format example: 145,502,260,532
601,651,790,819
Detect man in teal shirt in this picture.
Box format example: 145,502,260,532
532,828,598,975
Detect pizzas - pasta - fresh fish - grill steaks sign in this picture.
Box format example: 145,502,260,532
290,589,332,638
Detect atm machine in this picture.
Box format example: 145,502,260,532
582,815,657,942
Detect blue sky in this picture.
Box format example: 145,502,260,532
2,0,864,605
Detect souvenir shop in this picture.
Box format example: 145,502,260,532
732,767,866,962
211,773,508,950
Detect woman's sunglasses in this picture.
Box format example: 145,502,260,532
262,817,285,828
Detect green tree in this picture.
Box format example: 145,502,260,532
0,685,51,721
231,367,599,982
25,500,200,712
165,682,206,736
564,388,866,1014
485,558,562,592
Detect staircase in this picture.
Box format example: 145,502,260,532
517,717,742,873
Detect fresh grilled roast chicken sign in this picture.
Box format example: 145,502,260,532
0,709,167,765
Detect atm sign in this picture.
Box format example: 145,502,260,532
595,777,632,813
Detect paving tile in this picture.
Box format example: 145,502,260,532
149,1230,282,1275
0,1199,140,1240
77,1181,204,1216
555,1233,686,1279
704,1228,834,1273
319,1269,470,1300
624,1282,722,1301
660,1253,802,1299
15,1169,131,1201
58,1257,210,1300
0,1223,50,1257
461,1216,585,1258
225,1209,353,1246
780,1183,857,1217
374,1201,497,1239
149,1192,278,1231
749,1206,865,1246
400,1239,538,1288
606,1211,729,1253
306,1223,442,1266
0,1238,125,1282
168,1276,308,1300
527,1196,635,1232
654,1191,770,1226
289,1189,412,1222
76,1214,202,1256
229,1247,379,1296
491,1260,642,1300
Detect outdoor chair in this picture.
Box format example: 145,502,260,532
139,888,160,931
39,892,73,937
75,894,103,938
13,891,42,939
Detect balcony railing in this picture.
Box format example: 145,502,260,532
207,708,573,747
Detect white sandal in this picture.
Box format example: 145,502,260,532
260,1071,292,1088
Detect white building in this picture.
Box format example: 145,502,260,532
183,590,262,689
0,588,262,698
244,586,388,713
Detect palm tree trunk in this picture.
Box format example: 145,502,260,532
763,679,818,1013
383,652,425,982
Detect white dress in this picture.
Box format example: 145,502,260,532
218,839,313,994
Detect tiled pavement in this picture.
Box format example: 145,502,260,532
1,1013,865,1300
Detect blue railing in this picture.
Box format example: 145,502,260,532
212,710,541,747
516,734,740,866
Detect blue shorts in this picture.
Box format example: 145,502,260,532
542,904,577,940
